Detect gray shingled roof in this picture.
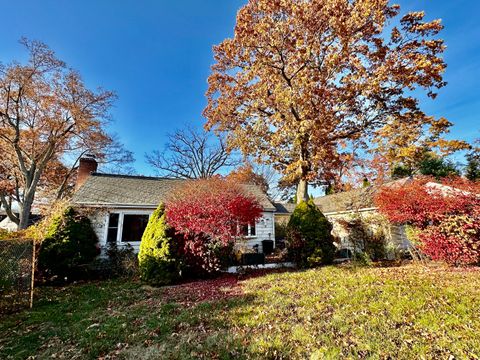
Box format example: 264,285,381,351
313,178,415,214
314,187,376,214
72,173,276,211
273,202,296,214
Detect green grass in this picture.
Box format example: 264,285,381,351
1,265,480,359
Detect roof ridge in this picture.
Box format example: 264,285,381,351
92,172,184,181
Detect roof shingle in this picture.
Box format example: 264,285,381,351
72,173,276,211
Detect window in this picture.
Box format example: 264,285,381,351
121,214,149,243
106,212,151,244
107,213,119,244
240,223,256,237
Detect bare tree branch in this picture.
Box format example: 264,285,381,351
145,127,240,179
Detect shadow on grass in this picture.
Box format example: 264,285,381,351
0,270,284,359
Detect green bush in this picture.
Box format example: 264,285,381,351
38,207,99,281
104,242,138,278
286,200,336,268
138,204,181,286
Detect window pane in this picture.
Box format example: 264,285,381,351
108,213,119,228
241,224,249,236
107,213,119,244
107,228,118,244
250,223,256,236
121,214,149,242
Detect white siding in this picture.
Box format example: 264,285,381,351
241,211,276,253
89,207,154,254
89,208,275,254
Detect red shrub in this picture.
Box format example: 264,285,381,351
166,178,263,273
420,211,480,266
375,176,480,265
375,177,480,227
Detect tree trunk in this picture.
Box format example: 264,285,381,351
18,195,33,230
296,179,308,204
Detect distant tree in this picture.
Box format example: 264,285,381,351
227,163,269,194
0,39,122,229
418,153,459,179
391,152,459,179
465,141,480,181
146,127,239,179
205,0,458,204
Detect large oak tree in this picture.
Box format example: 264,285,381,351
204,0,459,203
0,39,125,229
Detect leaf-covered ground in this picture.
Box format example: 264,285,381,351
1,264,479,359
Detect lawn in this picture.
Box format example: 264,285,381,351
1,264,479,359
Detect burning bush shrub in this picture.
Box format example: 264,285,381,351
375,177,480,266
166,178,263,275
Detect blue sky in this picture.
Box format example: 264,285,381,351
1,0,479,175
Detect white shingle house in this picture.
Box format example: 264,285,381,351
72,158,276,254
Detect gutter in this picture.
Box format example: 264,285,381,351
73,202,158,209
74,202,276,212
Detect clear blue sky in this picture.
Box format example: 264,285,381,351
1,0,479,175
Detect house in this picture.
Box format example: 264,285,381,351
72,157,277,254
314,186,411,255
273,183,412,257
273,202,296,226
0,202,20,231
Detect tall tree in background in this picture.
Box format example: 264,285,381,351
0,39,121,229
390,151,460,180
465,139,480,181
227,163,270,194
146,126,239,179
204,0,462,204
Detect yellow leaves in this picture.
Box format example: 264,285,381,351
205,0,451,184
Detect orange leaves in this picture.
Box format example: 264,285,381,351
204,0,452,190
0,39,117,227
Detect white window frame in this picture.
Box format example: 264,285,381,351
104,210,153,246
242,222,257,239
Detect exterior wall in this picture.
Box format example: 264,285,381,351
88,207,275,254
274,214,290,225
240,211,275,253
88,207,155,254
325,210,411,256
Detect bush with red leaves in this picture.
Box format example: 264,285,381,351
375,176,480,266
419,211,480,266
166,178,263,274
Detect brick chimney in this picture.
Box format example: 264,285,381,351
76,155,98,190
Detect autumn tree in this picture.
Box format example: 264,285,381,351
0,39,119,229
145,126,239,179
204,0,464,204
228,163,269,193
166,178,263,273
